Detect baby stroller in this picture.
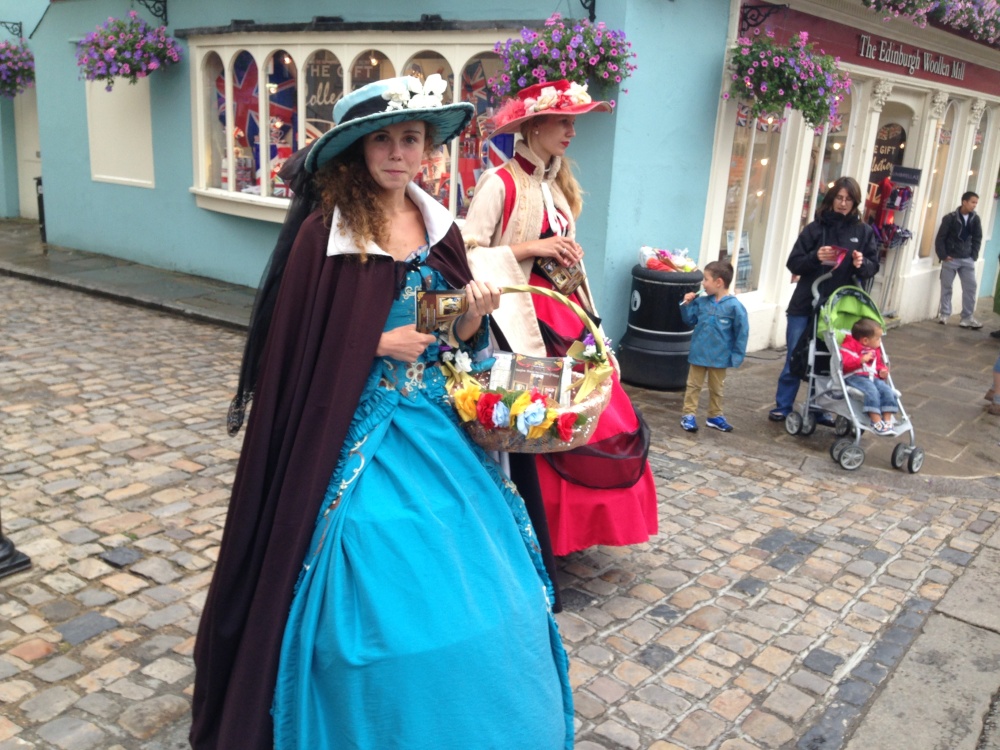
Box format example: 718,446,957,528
784,280,923,473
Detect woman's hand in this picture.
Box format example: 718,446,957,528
852,250,864,268
817,245,836,263
376,325,436,362
455,281,502,341
512,235,584,267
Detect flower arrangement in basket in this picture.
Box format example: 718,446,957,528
489,12,637,103
76,11,182,92
862,1,1000,45
0,39,35,99
442,285,614,454
725,30,851,129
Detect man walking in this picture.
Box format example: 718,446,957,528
935,191,983,328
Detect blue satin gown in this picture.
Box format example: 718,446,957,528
272,248,573,749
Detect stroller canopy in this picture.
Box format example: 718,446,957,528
817,285,885,347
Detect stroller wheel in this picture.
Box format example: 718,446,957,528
834,416,852,437
838,444,865,471
831,438,852,462
891,443,908,470
907,448,925,474
785,412,803,435
800,412,817,436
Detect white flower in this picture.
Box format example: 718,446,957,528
583,344,597,358
565,82,592,105
529,86,561,113
453,350,473,373
441,350,455,362
407,73,447,109
382,79,411,111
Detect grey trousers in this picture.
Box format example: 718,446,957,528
939,257,978,319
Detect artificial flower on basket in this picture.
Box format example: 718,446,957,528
76,10,182,92
489,12,637,102
725,29,851,129
443,285,615,454
0,39,35,99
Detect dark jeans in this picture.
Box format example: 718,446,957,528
774,314,809,414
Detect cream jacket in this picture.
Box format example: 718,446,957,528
462,141,597,357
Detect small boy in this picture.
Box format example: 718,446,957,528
840,318,898,434
679,261,749,432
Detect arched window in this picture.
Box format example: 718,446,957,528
264,50,298,197
718,105,782,294
202,52,224,190
920,102,955,259
304,50,343,143
967,109,988,194
353,50,394,89
456,52,503,218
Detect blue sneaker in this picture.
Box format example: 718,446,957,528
706,415,734,432
680,414,698,432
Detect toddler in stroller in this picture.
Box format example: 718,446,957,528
786,283,923,472
839,318,898,435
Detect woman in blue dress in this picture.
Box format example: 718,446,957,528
191,75,572,750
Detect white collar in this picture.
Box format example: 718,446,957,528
326,182,453,257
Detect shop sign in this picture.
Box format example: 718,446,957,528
890,166,922,187
857,33,965,81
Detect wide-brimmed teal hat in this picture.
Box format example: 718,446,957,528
305,74,474,173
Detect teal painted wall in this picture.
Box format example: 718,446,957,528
571,0,730,341
983,197,999,303
29,0,731,313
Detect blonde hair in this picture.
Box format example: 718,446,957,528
520,121,583,219
314,121,437,259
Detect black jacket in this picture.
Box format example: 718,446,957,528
935,208,982,261
785,212,879,316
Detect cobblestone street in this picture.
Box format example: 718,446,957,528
1,274,999,749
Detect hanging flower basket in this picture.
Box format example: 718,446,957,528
862,1,1000,46
0,39,35,99
489,12,637,103
725,30,851,130
76,11,182,92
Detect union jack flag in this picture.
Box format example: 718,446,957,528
482,134,513,170
462,60,489,115
217,54,298,173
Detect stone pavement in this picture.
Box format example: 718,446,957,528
1,222,999,749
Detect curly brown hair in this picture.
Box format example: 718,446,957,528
314,122,437,259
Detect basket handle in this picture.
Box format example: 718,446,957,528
499,284,607,360
498,284,611,402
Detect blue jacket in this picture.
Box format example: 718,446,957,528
679,294,749,369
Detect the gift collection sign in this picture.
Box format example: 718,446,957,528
857,33,966,81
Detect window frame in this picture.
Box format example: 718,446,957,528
186,28,517,224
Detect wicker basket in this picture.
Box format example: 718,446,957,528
448,285,613,454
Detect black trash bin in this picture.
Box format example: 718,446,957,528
618,265,703,390
34,176,46,244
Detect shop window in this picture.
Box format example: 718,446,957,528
967,110,988,194
202,52,224,190
304,50,343,142
188,30,518,223
801,93,853,231
404,51,454,209
85,79,155,188
353,50,393,89
919,103,955,259
718,104,781,294
456,53,503,218
216,51,261,195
